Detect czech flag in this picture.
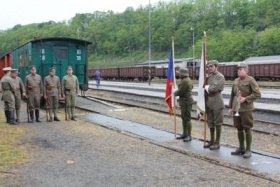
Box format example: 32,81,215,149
165,49,174,115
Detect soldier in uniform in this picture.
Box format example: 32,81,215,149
62,66,79,121
228,62,261,158
10,69,27,123
1,67,17,125
44,67,61,122
25,65,43,123
204,60,225,150
174,68,195,142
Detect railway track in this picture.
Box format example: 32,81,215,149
84,91,280,136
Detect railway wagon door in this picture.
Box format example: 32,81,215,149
53,46,68,80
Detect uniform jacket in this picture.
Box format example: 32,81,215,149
175,77,195,106
25,74,43,95
62,75,79,95
12,76,26,98
206,71,225,110
1,75,16,102
44,75,61,97
228,75,261,112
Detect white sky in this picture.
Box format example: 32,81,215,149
0,0,170,30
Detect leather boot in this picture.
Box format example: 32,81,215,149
29,111,34,123
16,109,20,123
210,142,220,150
231,148,245,155
48,117,53,122
183,135,192,142
54,116,60,121
5,110,9,123
204,128,215,148
244,131,252,158
9,110,18,125
35,110,41,122
176,134,186,140
231,131,245,155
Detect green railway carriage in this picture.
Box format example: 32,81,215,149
11,37,92,91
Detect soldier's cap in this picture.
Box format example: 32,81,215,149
66,66,72,70
3,67,12,71
29,65,36,70
11,69,18,73
237,62,248,69
49,67,56,71
207,60,219,67
178,67,189,77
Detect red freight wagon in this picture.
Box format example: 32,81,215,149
155,67,166,79
0,53,12,79
218,64,238,80
249,62,280,79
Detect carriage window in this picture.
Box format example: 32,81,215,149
54,49,67,59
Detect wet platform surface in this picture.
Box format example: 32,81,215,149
89,82,280,113
81,113,280,181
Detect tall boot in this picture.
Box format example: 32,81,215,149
204,128,215,148
9,110,18,125
16,109,20,123
177,120,186,139
29,111,34,123
35,109,41,122
71,107,77,121
5,110,9,123
210,126,221,150
231,131,245,155
67,107,71,121
244,131,252,158
183,121,192,142
53,108,60,121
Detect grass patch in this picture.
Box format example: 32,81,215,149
0,114,26,169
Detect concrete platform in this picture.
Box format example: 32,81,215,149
81,113,280,182
89,84,280,113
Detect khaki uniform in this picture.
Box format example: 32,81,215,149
12,76,26,121
228,75,261,128
1,74,17,124
44,75,61,118
175,76,195,137
25,74,43,121
62,74,79,118
206,72,225,127
229,73,261,157
1,75,16,110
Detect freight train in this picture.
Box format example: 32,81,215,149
88,55,280,81
0,37,92,90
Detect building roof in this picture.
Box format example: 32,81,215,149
244,55,280,62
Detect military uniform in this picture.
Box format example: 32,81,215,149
175,68,195,142
44,67,61,121
62,66,79,120
25,66,43,122
11,69,26,123
229,62,261,158
1,67,17,125
204,60,225,150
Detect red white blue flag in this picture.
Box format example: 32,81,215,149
165,49,174,115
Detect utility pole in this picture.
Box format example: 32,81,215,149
190,26,195,79
148,0,151,85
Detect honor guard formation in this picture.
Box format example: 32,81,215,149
1,66,79,124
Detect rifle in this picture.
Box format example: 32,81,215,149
45,97,49,122
64,97,67,121
27,99,30,123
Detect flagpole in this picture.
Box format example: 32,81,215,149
203,31,207,145
172,35,176,138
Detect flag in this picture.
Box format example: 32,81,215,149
165,49,174,115
196,42,206,119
